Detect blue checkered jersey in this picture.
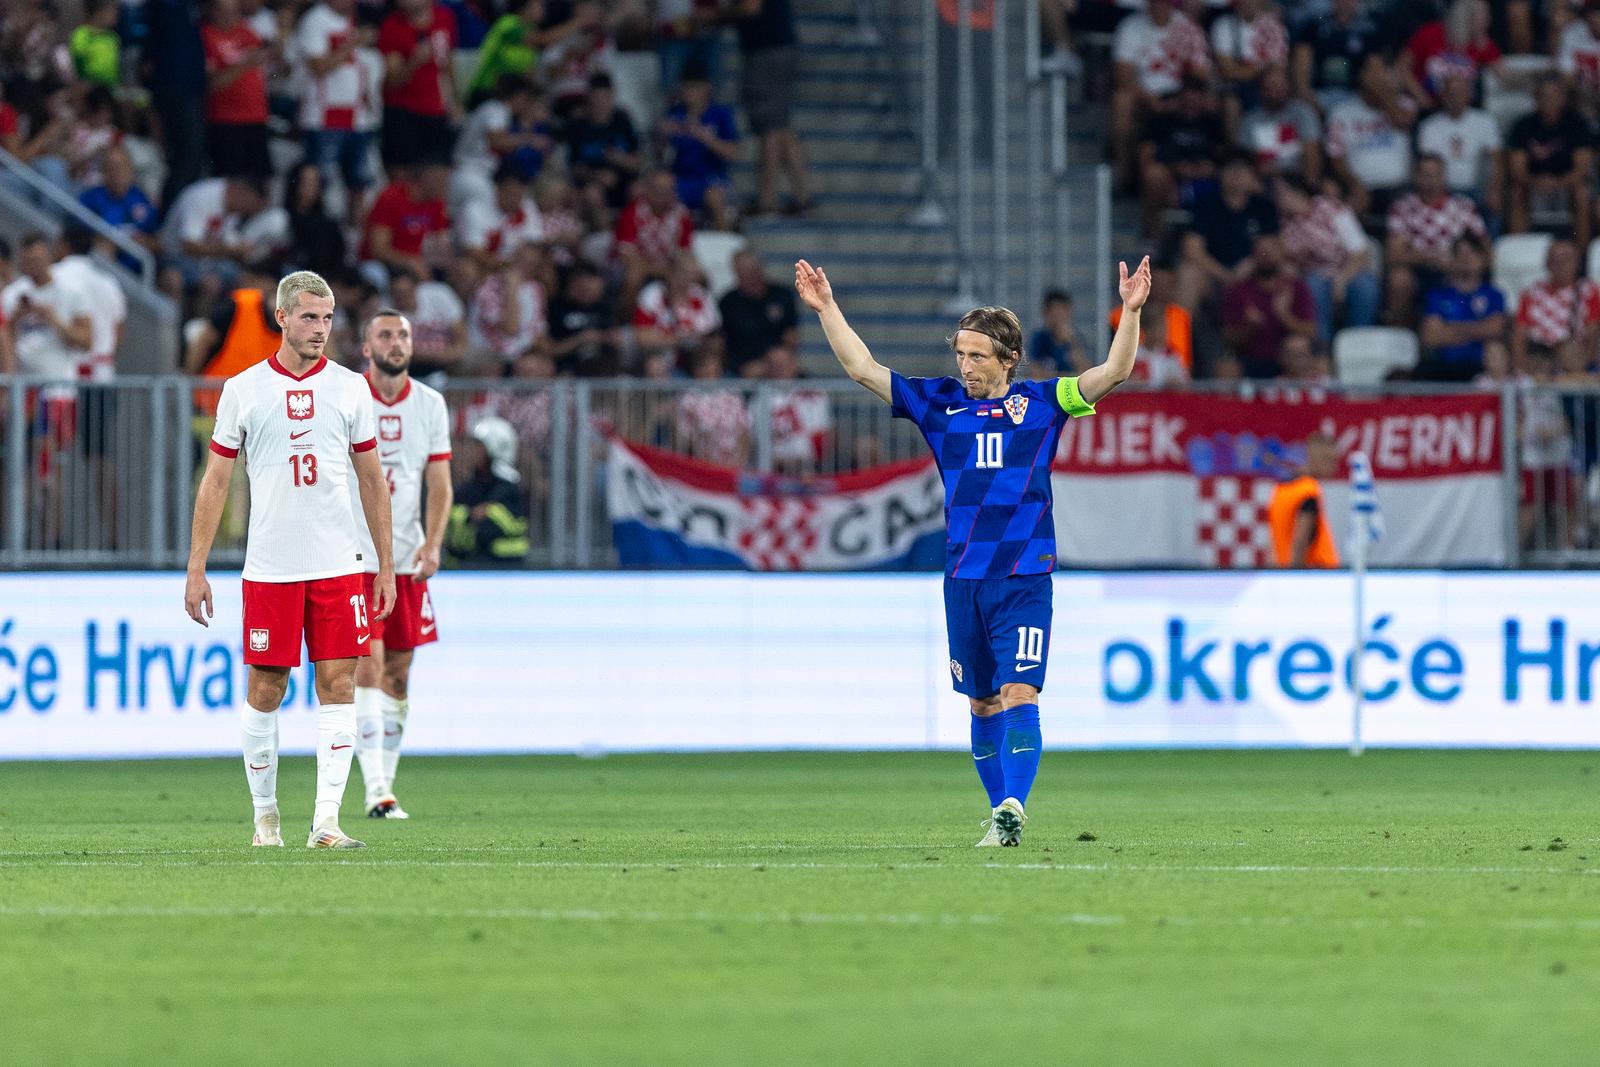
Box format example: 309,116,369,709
891,372,1097,579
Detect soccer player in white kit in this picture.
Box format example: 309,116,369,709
184,271,397,849
351,308,453,819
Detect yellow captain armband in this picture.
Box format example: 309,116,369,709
1056,376,1096,418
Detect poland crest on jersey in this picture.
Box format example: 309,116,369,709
379,415,402,441
1004,394,1029,425
286,390,314,420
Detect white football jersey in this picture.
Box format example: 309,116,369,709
211,355,378,582
352,376,452,575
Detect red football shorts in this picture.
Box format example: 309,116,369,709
242,573,371,667
362,572,439,652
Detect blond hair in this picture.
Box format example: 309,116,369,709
276,270,334,314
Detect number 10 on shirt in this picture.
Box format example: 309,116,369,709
975,433,1004,469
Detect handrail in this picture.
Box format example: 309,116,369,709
0,146,157,287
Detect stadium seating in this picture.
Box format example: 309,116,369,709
1481,55,1552,136
1332,326,1419,386
692,231,750,299
1493,233,1554,310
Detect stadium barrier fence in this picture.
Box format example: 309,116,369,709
1,376,1597,570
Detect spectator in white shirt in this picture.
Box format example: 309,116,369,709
297,0,379,229
1558,1,1600,113
1110,0,1212,188
1325,53,1418,217
1210,0,1291,134
0,234,94,380
389,264,468,375
158,174,274,302
458,161,545,274
1417,70,1503,213
1237,65,1323,184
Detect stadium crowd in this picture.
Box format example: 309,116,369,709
1029,0,1600,405
2,0,1600,555
0,0,809,389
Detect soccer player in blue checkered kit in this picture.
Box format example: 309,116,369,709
796,256,1151,846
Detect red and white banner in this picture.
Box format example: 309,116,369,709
1051,390,1507,567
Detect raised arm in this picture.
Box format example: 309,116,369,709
795,259,892,404
1075,256,1151,406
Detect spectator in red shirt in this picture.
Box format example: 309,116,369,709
1384,153,1487,326
0,81,21,158
1402,0,1500,108
202,0,271,178
1221,233,1317,379
379,0,460,169
1513,237,1600,370
615,170,695,313
635,251,722,375
362,161,453,283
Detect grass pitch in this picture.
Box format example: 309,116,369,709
2,750,1598,1065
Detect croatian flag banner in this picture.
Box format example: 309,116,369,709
608,438,946,571
1050,389,1505,567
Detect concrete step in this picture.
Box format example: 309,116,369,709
817,312,957,348
790,102,911,136
797,342,951,379
754,253,959,290
799,130,920,165
732,160,922,197
796,14,877,47
793,70,896,107
743,220,956,257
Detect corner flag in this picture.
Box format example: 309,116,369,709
1348,451,1381,756
1349,451,1384,545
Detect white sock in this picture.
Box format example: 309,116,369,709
382,693,408,788
313,702,357,830
354,686,387,802
239,705,279,815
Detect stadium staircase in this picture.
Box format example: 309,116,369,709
725,0,1139,377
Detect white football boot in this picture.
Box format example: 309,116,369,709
366,795,410,820
306,825,367,849
251,809,284,847
975,817,1004,847
992,798,1027,847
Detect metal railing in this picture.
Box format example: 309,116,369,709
0,149,181,376
875,0,1112,337
3,375,1598,571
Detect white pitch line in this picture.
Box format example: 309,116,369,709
0,903,1117,927
2,903,1599,932
1,857,1596,876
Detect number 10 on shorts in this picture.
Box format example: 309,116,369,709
1016,626,1044,663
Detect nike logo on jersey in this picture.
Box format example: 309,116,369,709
289,429,312,440
381,450,400,459
945,406,969,415
357,634,370,645
1011,746,1037,754
1015,663,1041,672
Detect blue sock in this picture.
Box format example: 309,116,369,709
999,704,1042,806
970,712,1007,807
